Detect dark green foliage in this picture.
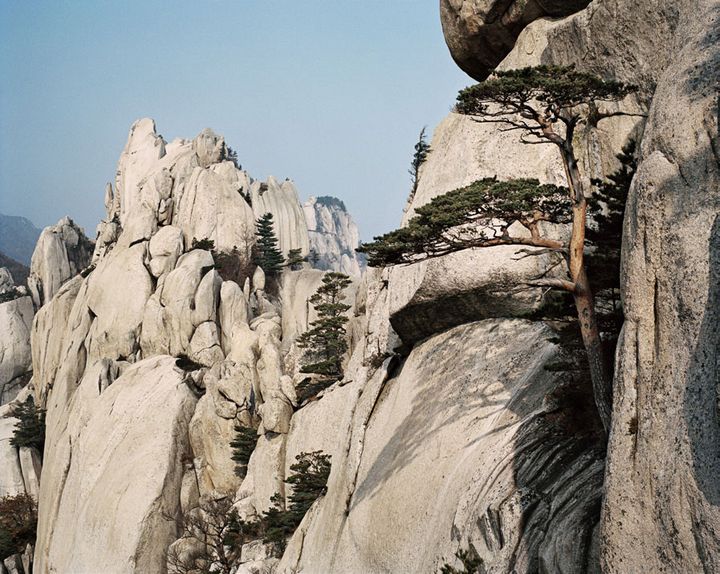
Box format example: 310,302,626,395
0,493,37,561
175,355,204,371
191,237,216,251
286,248,305,271
231,425,257,477
586,140,636,340
315,196,347,211
254,213,284,276
226,146,240,169
9,396,45,454
456,65,636,117
307,249,320,267
409,126,431,196
296,273,351,401
0,287,25,304
0,527,13,561
284,451,332,523
259,451,332,551
357,178,571,267
439,547,484,574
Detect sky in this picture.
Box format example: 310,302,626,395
0,0,472,241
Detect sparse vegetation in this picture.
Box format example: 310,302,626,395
439,547,484,574
286,248,305,271
231,425,257,478
409,126,431,200
0,287,26,304
296,272,351,402
10,396,46,455
191,237,215,251
0,493,37,561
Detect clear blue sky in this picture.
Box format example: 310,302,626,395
0,1,471,240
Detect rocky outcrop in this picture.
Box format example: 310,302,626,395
251,177,310,258
34,357,197,574
0,283,33,405
303,196,365,276
599,2,720,571
439,0,591,80
27,217,93,308
280,320,604,573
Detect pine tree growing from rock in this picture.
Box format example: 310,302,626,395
361,66,638,433
254,213,284,276
409,126,431,200
296,272,351,401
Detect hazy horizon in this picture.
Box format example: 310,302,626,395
0,1,472,241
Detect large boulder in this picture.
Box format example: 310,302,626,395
439,0,591,80
33,356,197,574
387,245,564,344
251,177,310,258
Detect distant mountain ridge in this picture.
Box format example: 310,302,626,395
0,212,42,265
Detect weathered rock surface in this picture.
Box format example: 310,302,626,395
0,295,33,405
34,356,197,574
282,321,604,573
387,245,564,344
439,0,591,80
27,217,93,308
303,196,364,276
599,1,720,571
251,177,310,258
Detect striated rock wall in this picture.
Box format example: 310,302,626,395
303,196,365,276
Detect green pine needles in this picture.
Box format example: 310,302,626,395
231,425,257,478
9,396,46,455
296,272,352,401
358,178,572,267
456,65,636,123
255,213,285,275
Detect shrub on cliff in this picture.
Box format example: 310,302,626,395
230,424,257,478
0,493,37,561
359,65,638,433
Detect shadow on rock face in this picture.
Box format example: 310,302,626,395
686,215,720,506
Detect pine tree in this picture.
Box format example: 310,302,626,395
409,127,431,198
230,424,257,477
254,213,285,275
361,66,639,434
296,272,351,400
286,248,305,271
9,396,45,455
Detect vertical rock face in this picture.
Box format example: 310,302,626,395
600,2,720,571
251,177,310,258
303,196,365,276
0,273,33,404
27,217,94,308
34,357,197,574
